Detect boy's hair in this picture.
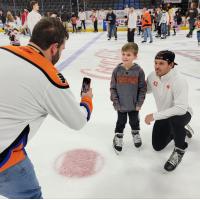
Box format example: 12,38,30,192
121,42,139,55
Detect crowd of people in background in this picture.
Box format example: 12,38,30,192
0,2,199,198
0,1,200,45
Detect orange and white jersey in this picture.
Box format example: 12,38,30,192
0,45,93,160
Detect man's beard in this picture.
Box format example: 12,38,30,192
52,51,60,65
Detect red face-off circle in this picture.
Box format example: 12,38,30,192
55,149,104,178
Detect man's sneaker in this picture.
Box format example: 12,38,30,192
164,147,185,172
113,134,123,153
131,130,142,148
185,124,194,138
141,40,146,43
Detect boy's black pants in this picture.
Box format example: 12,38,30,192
152,112,191,151
115,111,140,133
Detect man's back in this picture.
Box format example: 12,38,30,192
0,47,48,153
0,44,92,155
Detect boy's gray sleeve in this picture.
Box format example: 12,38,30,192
136,69,147,108
146,75,152,94
110,70,120,110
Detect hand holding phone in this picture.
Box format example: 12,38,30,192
81,77,91,96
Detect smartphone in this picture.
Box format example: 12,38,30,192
81,77,91,95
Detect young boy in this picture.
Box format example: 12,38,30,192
110,42,146,154
159,8,169,39
195,15,200,46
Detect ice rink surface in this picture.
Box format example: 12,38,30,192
0,30,200,198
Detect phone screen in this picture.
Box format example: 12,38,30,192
81,77,91,95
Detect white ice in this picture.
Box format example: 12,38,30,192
0,30,200,198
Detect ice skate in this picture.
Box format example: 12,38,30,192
131,130,142,148
164,147,185,172
113,133,123,155
185,124,194,138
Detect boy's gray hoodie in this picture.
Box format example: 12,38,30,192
110,63,146,112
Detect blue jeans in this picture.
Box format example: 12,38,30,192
0,156,42,199
161,23,167,35
188,18,196,36
143,27,153,42
109,24,117,39
197,31,200,42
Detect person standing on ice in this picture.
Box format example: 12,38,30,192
127,7,137,42
0,17,93,198
27,1,41,35
110,42,146,154
106,8,117,40
78,8,87,31
141,7,153,43
195,15,200,46
145,50,194,172
186,2,198,38
159,7,169,39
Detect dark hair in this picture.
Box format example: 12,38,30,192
30,1,38,10
30,17,69,50
155,50,177,66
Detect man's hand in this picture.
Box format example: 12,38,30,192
145,113,154,125
82,88,93,99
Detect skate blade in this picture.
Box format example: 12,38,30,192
113,145,121,155
162,169,169,174
135,146,142,151
134,143,142,151
185,124,194,137
162,168,176,174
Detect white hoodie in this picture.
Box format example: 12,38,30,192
147,68,193,120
